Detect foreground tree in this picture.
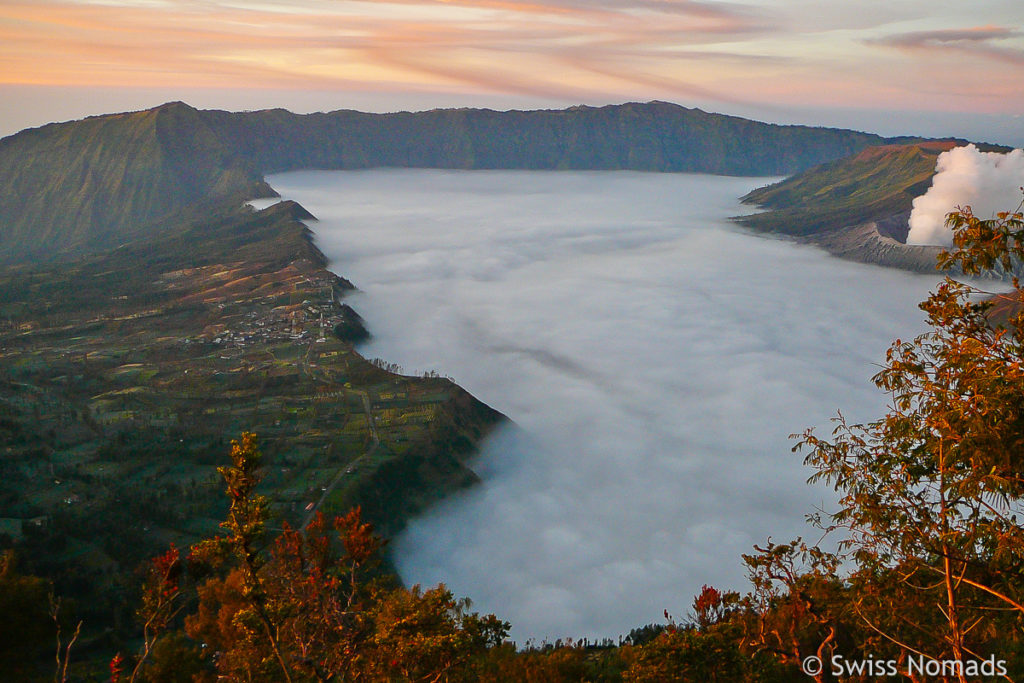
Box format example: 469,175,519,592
176,432,508,682
795,201,1024,677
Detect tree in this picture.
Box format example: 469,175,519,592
623,626,748,683
740,540,844,683
364,584,508,681
794,200,1024,677
182,431,509,681
127,545,185,682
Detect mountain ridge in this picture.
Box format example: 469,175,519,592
1,100,906,265
0,102,267,263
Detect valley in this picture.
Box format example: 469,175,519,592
0,98,1009,662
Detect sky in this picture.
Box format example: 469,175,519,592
269,168,948,639
1,0,1023,144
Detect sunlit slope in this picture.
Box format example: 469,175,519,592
736,141,1017,272
738,141,973,236
1,100,894,265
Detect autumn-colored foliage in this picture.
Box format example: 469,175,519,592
793,201,1024,678
109,652,125,683
137,432,509,682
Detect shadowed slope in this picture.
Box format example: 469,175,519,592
219,101,889,176
0,102,268,263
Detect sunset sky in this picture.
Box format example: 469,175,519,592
1,0,1022,143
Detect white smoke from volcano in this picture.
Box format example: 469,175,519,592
907,144,1024,246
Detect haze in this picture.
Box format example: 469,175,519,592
266,169,946,641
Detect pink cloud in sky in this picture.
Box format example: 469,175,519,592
871,25,1024,65
0,0,1023,133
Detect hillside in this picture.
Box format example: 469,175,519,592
736,141,1015,272
738,141,959,236
0,101,894,265
0,104,269,263
0,199,503,632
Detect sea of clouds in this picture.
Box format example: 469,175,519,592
268,169,945,641
908,144,1024,246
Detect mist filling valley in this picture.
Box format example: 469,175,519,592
267,169,946,642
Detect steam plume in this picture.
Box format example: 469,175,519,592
907,144,1024,246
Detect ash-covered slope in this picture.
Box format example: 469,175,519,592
804,214,943,273
1,100,894,265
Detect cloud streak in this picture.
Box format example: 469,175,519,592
872,25,1024,65
4,0,1023,115
0,0,770,103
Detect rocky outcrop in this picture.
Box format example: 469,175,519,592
804,212,943,273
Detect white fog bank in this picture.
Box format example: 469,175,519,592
908,144,1024,246
268,169,944,641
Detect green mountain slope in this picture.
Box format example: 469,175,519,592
0,103,268,263
0,199,503,628
735,140,1017,273
737,141,961,237
1,101,892,265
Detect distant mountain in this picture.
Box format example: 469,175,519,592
0,101,898,265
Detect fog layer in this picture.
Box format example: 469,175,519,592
269,169,943,641
908,144,1024,246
